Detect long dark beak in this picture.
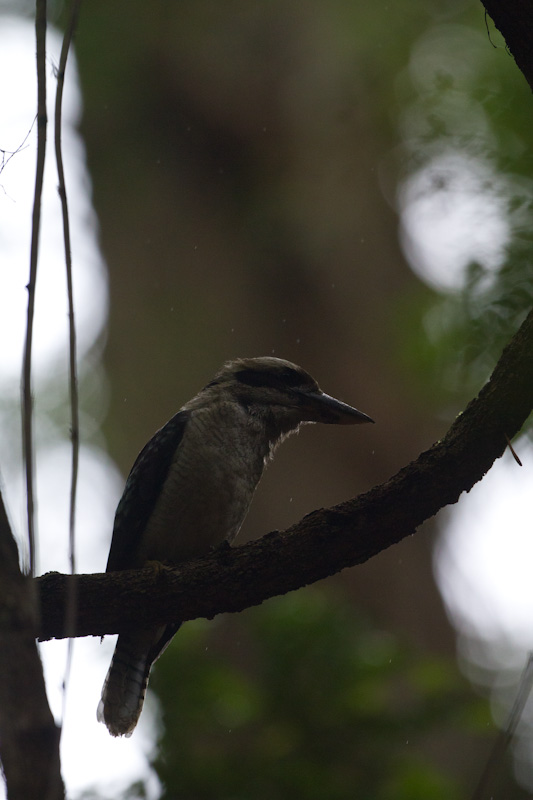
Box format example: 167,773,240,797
299,391,374,425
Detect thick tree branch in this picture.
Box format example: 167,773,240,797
482,0,533,91
37,307,533,642
0,492,64,799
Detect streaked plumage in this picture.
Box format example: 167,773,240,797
98,357,373,736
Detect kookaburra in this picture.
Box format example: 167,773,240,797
97,356,373,736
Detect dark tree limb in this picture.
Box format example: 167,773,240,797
0,493,64,799
482,0,533,91
37,307,533,642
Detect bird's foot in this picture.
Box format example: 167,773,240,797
145,559,175,575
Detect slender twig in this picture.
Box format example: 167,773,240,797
55,0,81,580
54,0,82,731
22,0,48,577
471,653,533,800
0,117,36,176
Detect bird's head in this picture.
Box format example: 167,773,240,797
199,357,373,436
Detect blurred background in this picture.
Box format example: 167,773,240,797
1,0,533,797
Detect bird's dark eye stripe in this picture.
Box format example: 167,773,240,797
235,367,311,390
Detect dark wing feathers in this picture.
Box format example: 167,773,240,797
105,410,190,572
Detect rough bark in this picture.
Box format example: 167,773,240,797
482,0,533,91
37,307,533,642
0,495,64,799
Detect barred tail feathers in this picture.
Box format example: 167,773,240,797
98,623,182,737
97,630,158,737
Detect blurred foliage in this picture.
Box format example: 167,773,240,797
398,261,533,408
78,782,149,800
143,590,492,800
391,9,533,411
